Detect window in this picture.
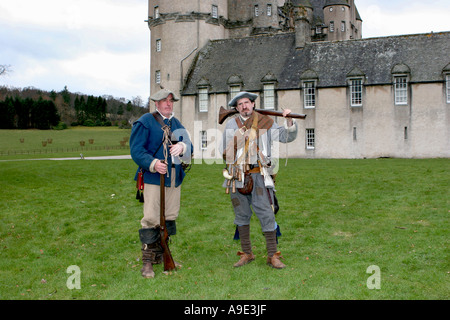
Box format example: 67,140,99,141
156,39,161,52
212,5,218,19
341,21,346,32
154,6,160,19
330,21,334,32
263,84,275,109
198,87,209,112
254,5,259,17
200,131,207,150
353,127,357,141
155,70,161,84
350,79,362,107
394,76,408,105
303,81,316,108
446,74,450,103
267,4,272,16
306,129,315,149
229,85,241,100
404,126,408,140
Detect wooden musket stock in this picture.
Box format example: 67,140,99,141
160,165,176,272
218,106,306,124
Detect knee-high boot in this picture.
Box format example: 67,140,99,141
139,228,163,278
264,230,286,269
233,225,255,267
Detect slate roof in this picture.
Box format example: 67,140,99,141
182,32,450,95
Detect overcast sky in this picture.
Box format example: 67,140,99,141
1,0,449,102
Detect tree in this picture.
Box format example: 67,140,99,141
60,86,71,105
30,97,60,129
0,64,12,76
132,96,143,108
0,97,15,128
15,97,32,129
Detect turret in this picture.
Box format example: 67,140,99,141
323,0,352,41
251,0,281,35
147,0,227,114
293,0,313,48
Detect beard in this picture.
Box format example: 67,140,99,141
241,109,253,117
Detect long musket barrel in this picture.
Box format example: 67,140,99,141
160,165,176,272
218,106,306,124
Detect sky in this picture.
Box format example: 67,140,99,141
1,0,450,103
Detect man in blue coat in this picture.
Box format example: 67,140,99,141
130,88,192,278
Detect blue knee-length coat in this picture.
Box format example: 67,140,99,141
130,112,192,187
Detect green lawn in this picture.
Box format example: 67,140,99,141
0,155,448,300
0,127,131,159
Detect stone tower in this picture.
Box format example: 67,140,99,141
323,0,362,41
292,0,314,48
147,0,228,114
251,0,282,35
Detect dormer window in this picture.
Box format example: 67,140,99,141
263,84,275,109
301,69,319,109
197,78,210,112
394,76,408,105
198,87,209,112
227,75,243,105
392,63,411,106
261,72,277,110
350,79,363,107
230,85,241,99
303,81,316,108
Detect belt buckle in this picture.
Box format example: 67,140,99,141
239,126,247,135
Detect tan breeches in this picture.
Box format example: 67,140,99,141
141,169,181,228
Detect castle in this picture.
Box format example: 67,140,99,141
147,0,450,159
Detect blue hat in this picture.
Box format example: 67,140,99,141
150,89,179,102
228,91,258,107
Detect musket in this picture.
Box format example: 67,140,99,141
159,163,176,272
218,106,306,125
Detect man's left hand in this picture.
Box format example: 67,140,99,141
282,109,294,127
170,143,184,157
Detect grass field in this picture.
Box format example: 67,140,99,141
0,146,448,300
0,127,132,159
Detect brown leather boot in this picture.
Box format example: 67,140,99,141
233,251,256,267
233,225,254,267
141,262,155,278
141,243,161,278
267,251,286,269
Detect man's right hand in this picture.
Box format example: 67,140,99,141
154,160,168,175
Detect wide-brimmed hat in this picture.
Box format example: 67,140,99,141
228,91,258,107
150,89,180,102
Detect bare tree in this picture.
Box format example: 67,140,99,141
0,65,12,76
132,95,143,108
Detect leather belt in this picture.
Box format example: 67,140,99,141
248,166,260,173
